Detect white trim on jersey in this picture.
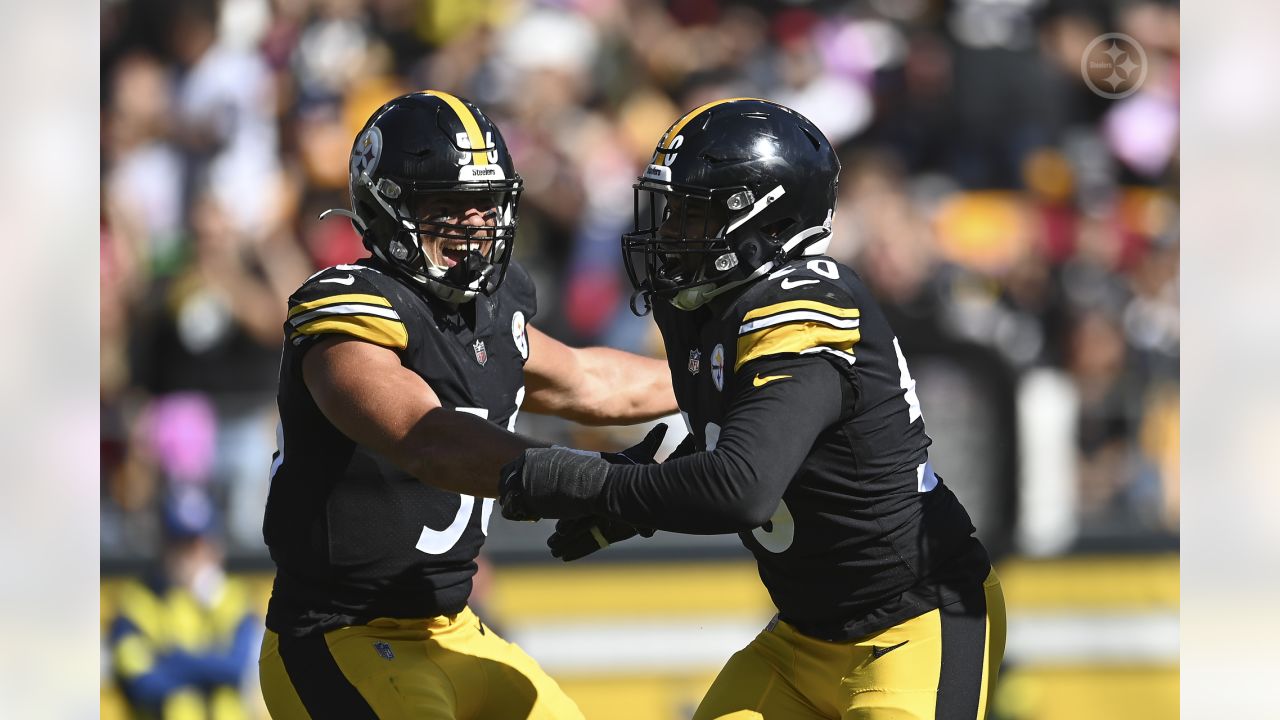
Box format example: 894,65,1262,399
738,310,861,335
799,346,857,364
288,303,402,327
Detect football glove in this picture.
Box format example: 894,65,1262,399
499,424,668,521
545,428,690,560
547,515,656,562
599,422,669,466
667,432,700,461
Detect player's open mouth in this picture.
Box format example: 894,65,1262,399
440,243,477,267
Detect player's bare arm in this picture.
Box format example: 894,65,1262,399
521,324,676,425
303,335,544,498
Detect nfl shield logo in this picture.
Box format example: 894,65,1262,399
373,641,395,660
473,339,488,366
688,349,701,375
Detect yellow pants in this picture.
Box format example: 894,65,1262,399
258,606,583,720
694,570,1006,720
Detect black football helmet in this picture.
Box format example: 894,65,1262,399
322,91,523,303
622,98,839,313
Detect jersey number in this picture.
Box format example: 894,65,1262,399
705,421,796,553
416,390,524,555
271,389,525,556
892,337,922,423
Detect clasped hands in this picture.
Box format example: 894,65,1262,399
499,423,680,561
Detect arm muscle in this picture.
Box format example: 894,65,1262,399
522,325,677,425
303,336,543,497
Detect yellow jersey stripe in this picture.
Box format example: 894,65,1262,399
656,97,761,165
736,322,861,371
288,293,392,319
742,299,861,322
292,316,409,350
422,90,488,166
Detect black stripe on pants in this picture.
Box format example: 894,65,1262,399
935,591,989,720
277,632,380,719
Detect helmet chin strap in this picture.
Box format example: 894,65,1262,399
668,261,776,311
663,217,831,312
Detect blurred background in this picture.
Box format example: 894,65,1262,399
99,0,1178,718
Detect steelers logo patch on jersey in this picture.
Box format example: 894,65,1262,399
352,127,382,178
512,310,529,360
711,344,725,391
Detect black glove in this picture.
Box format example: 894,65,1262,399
547,515,656,562
499,424,669,521
600,423,669,465
667,432,700,461
538,429,696,555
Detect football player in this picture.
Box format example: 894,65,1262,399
258,91,676,720
500,99,1006,719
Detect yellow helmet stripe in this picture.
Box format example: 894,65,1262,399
655,97,762,166
421,90,489,166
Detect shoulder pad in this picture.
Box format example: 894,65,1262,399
287,265,408,350
731,258,861,371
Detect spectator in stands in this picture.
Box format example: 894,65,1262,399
106,487,260,720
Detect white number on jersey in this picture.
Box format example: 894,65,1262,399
752,499,796,553
706,421,796,553
415,389,524,554
892,337,922,423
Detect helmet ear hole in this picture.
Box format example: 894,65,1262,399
737,238,764,266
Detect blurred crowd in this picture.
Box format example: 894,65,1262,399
100,0,1179,563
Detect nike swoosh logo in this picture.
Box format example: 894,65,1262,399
870,640,909,659
752,374,792,387
320,275,355,285
780,278,819,289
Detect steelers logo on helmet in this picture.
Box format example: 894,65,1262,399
351,127,382,179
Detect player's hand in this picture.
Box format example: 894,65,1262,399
499,448,610,521
600,423,668,465
547,515,655,561
499,425,668,521
666,432,700,462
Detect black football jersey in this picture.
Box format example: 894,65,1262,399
263,258,536,636
651,256,990,641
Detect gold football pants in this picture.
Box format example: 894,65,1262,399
694,570,1006,720
258,606,583,720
